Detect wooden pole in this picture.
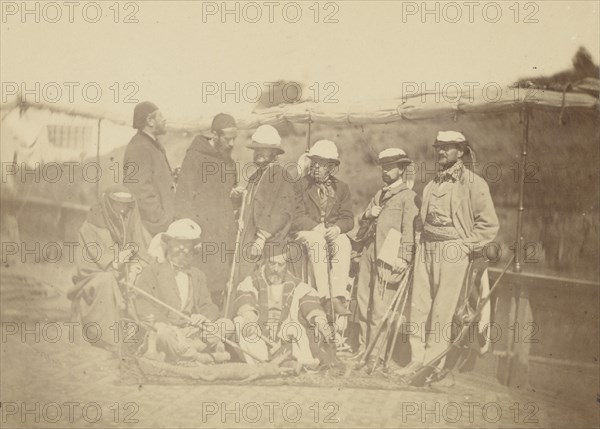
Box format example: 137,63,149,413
306,117,312,151
514,108,530,272
96,118,102,200
132,285,267,363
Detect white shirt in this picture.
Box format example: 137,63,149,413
174,270,190,311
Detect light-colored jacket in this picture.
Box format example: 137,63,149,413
420,169,499,252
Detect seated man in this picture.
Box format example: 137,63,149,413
67,186,151,351
291,140,354,316
136,219,232,363
233,244,338,370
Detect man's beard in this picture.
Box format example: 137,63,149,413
215,142,233,160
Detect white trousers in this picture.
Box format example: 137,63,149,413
295,230,351,300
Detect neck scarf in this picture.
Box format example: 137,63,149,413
435,160,464,183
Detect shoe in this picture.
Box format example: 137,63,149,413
319,359,347,376
365,356,381,373
348,349,364,361
429,369,455,387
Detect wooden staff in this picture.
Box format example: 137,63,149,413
357,265,412,369
224,190,248,317
131,284,267,363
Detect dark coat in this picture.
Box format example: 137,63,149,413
292,175,354,233
235,163,295,284
175,136,238,291
123,131,175,235
135,262,220,326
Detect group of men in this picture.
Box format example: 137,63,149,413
69,101,499,381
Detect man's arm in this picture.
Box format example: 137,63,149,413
398,192,419,263
134,266,169,324
255,167,294,237
292,180,320,232
174,152,198,221
333,183,355,233
192,271,220,322
465,178,500,252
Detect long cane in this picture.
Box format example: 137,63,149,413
384,267,413,369
131,284,267,363
357,265,411,368
326,246,336,321
224,190,248,317
369,265,413,374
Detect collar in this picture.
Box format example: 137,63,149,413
141,129,158,142
169,261,191,274
383,177,404,191
435,160,464,183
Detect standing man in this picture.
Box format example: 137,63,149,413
399,131,499,378
234,125,295,291
292,140,354,316
175,113,239,308
123,101,175,236
355,148,419,365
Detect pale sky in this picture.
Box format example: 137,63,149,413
1,1,598,123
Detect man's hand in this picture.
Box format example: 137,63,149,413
241,310,259,323
112,247,134,269
314,315,336,342
366,205,382,219
189,313,206,326
230,186,246,199
240,310,260,339
324,225,341,242
392,257,408,273
249,236,266,258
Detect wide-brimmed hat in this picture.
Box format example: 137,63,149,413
433,131,470,153
247,125,284,154
307,140,340,165
377,148,412,166
161,219,202,244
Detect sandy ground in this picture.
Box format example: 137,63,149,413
1,262,598,428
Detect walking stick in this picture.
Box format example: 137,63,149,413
131,284,267,363
326,248,336,321
224,190,248,317
383,267,413,369
368,265,412,374
357,265,411,369
402,255,515,386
